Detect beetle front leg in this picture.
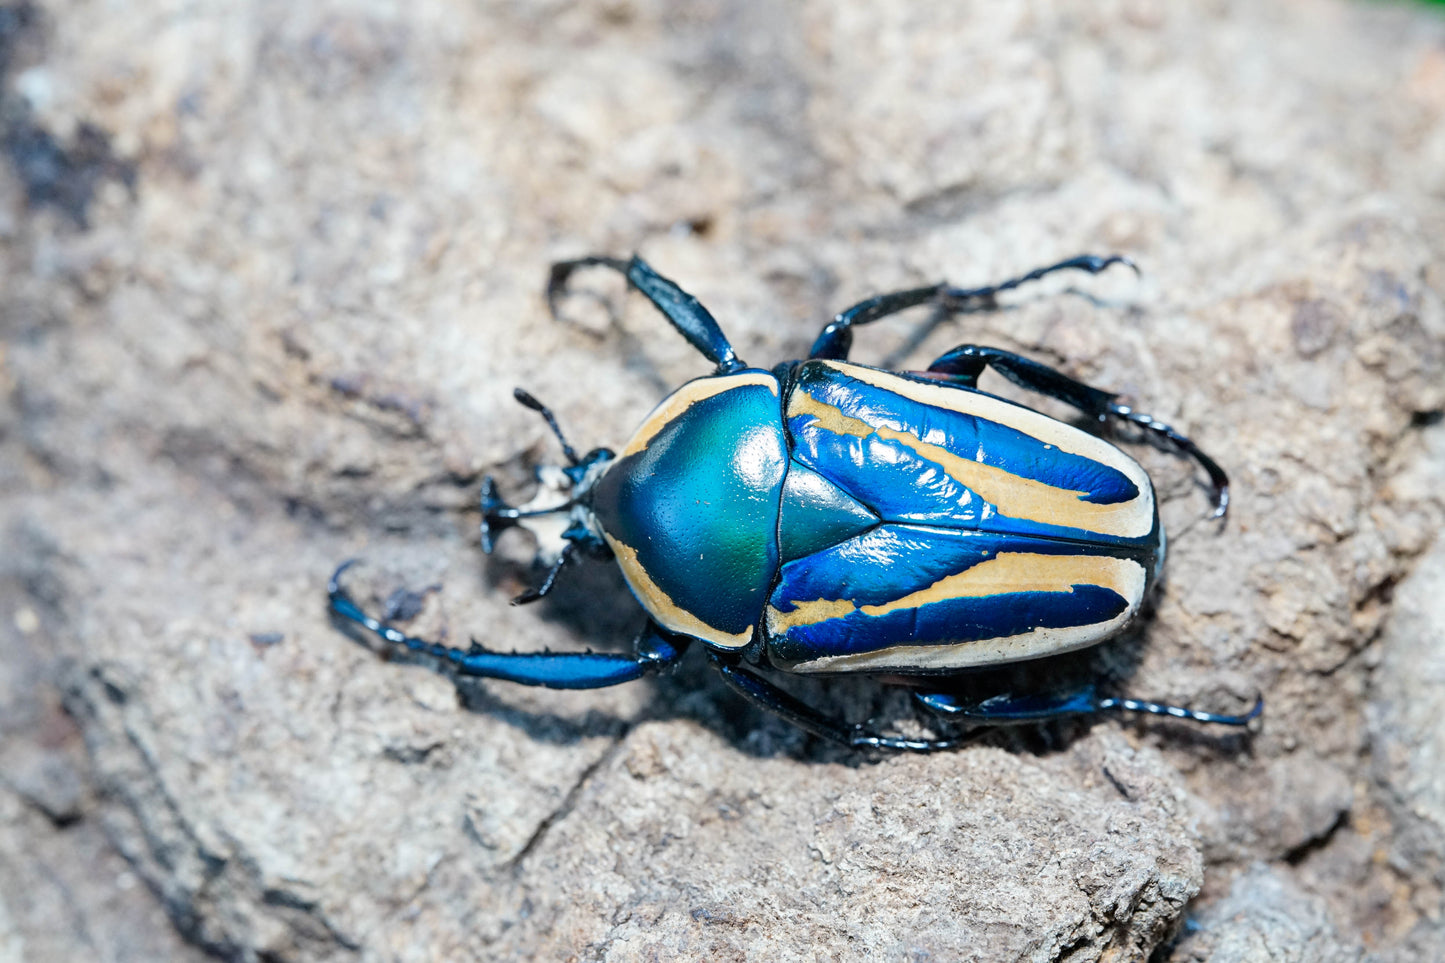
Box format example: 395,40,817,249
914,686,1263,727
925,344,1230,518
810,254,1135,361
547,255,745,374
330,564,688,689
709,655,974,752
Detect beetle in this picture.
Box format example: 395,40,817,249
329,254,1261,750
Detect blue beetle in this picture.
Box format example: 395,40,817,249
330,254,1260,750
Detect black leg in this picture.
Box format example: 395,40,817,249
330,562,688,689
1109,404,1231,519
548,255,745,374
915,686,1263,726
709,654,974,752
509,542,575,606
809,254,1136,361
926,344,1230,517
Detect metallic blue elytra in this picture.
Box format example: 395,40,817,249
763,359,1163,675
330,254,1261,751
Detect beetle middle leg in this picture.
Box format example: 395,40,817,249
330,563,689,688
809,254,1136,362
924,344,1230,517
914,686,1263,727
710,654,975,752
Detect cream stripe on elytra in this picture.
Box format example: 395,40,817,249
767,552,1143,634
789,614,1137,672
604,534,752,649
792,365,1154,539
621,372,779,458
780,556,1148,673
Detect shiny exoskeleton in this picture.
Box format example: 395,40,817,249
330,255,1260,750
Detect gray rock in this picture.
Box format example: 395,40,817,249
1172,863,1364,963
3,0,1445,960
1369,481,1445,955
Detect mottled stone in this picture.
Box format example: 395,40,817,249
3,0,1445,960
1172,864,1364,963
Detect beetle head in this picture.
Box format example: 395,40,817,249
481,447,615,565
479,404,615,578
481,387,617,569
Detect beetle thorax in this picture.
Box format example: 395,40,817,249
589,371,788,649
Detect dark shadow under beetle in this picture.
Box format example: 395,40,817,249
329,578,1255,764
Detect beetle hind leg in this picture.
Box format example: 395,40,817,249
915,686,1263,727
329,562,688,689
710,655,975,752
924,344,1230,518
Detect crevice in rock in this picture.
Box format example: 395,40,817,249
1050,928,1095,963
1283,808,1350,867
504,736,627,876
381,740,444,765
1355,572,1400,616
1101,764,1133,801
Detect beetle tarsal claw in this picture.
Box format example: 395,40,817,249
511,577,559,606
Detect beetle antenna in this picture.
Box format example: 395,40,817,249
513,388,580,465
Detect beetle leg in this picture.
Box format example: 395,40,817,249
329,562,688,689
710,655,975,752
1108,404,1230,518
914,687,1263,727
809,254,1135,361
547,255,746,374
924,344,1230,518
509,541,576,606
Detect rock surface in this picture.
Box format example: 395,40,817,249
1171,863,1365,963
3,0,1445,960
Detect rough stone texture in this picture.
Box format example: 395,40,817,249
1171,863,1365,963
2,0,1445,961
1368,498,1445,953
